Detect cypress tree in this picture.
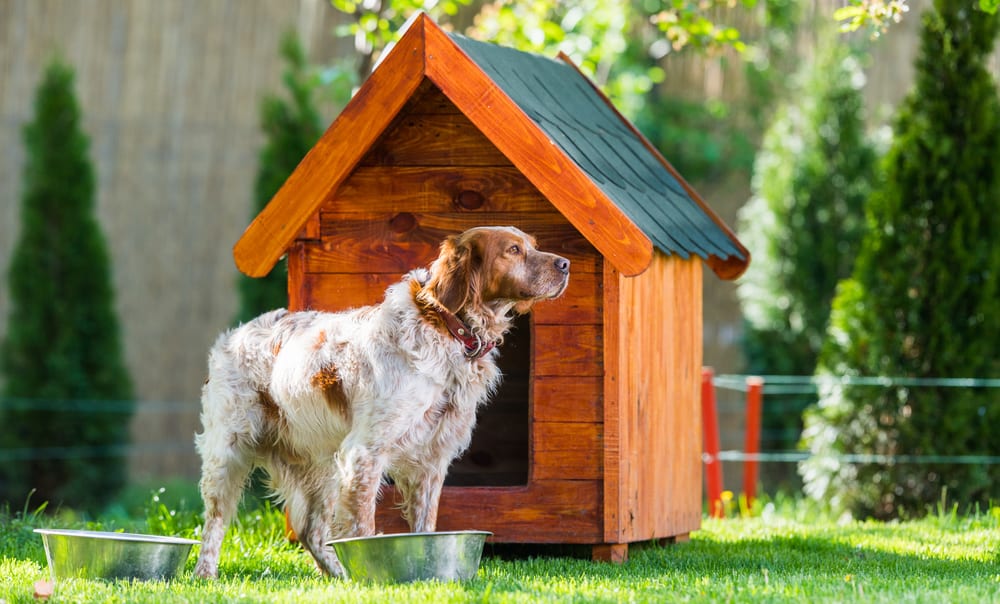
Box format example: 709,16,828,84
0,60,134,512
737,41,878,460
235,33,324,324
800,0,1000,518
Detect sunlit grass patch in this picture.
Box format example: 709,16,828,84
1,491,998,603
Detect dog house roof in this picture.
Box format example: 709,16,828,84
234,13,749,280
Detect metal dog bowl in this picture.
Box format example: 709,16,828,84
328,530,491,583
34,528,199,582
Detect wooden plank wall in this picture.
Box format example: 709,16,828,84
290,83,606,542
604,253,703,543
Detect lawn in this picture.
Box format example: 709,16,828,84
1,489,998,603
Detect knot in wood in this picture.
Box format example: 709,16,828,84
455,190,485,210
389,212,416,233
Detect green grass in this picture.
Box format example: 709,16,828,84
1,490,998,603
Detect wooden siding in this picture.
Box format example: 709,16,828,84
292,81,607,541
603,253,703,543
374,481,603,543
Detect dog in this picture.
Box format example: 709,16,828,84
193,226,569,578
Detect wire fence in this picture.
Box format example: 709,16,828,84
2,374,999,470
0,398,198,465
709,373,1000,467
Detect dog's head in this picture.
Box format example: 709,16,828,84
426,226,570,317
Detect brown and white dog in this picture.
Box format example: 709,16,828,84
193,226,569,578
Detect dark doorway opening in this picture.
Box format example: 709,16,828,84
445,313,531,486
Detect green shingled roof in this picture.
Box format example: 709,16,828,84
450,33,747,265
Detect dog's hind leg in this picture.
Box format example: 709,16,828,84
193,433,254,579
283,468,344,577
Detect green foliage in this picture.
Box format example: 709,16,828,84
236,34,327,324
834,0,912,35
801,0,1000,518
333,0,469,56
646,0,748,53
473,0,749,58
470,0,758,179
0,60,134,513
321,1,765,185
330,0,750,67
143,486,203,538
743,0,804,133
737,41,879,457
834,1,999,36
637,96,756,182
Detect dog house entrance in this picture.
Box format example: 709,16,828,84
444,313,530,486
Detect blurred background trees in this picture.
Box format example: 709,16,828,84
800,0,1000,518
236,33,328,324
0,60,134,513
736,38,882,481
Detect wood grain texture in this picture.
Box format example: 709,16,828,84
374,481,603,542
402,80,463,114
422,19,654,277
232,17,427,277
531,270,601,325
592,543,629,563
601,260,623,543
295,269,600,323
533,324,602,377
309,213,601,274
360,113,513,167
287,244,307,312
532,376,602,423
531,422,602,480
604,253,703,542
260,16,710,552
324,166,549,214
295,272,394,312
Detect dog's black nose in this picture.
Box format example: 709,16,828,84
555,257,570,274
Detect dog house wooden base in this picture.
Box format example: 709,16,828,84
235,14,748,562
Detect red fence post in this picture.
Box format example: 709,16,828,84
701,367,724,518
743,376,764,508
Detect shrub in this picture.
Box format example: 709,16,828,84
0,60,134,512
800,0,1000,518
235,33,325,324
737,40,879,457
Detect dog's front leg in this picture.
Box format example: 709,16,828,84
396,466,448,533
399,403,478,532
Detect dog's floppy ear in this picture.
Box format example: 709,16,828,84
427,235,476,313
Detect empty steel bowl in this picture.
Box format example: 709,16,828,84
34,528,199,582
328,530,491,583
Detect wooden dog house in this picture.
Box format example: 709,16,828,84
234,14,749,562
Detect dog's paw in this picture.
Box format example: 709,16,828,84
192,562,219,580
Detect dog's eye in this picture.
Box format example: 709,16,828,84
508,244,521,255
